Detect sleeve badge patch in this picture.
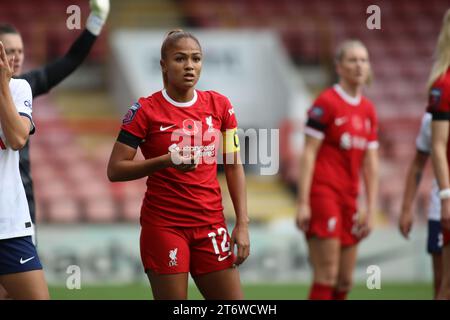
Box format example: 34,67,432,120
308,106,324,120
428,88,442,111
122,102,141,124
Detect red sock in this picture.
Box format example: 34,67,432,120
308,283,333,300
333,289,348,300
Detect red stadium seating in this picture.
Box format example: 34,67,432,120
0,0,107,64
181,0,446,117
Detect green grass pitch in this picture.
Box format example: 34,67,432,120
49,283,433,300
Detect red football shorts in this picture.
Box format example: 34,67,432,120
140,221,235,276
306,193,360,246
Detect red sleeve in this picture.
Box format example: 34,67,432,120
368,103,378,144
120,98,150,139
427,79,450,120
305,94,334,133
221,96,238,131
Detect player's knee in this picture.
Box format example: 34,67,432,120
314,264,339,286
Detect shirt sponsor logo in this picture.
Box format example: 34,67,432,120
340,132,368,150
180,145,216,158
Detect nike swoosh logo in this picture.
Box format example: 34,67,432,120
218,252,232,262
335,117,347,126
160,124,176,131
20,256,35,264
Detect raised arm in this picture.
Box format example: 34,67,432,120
20,0,110,96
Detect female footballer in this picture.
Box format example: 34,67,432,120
107,30,250,300
0,41,49,300
296,40,379,300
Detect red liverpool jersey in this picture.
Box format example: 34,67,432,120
427,68,450,167
121,89,238,227
305,84,378,198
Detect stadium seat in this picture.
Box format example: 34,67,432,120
45,197,81,223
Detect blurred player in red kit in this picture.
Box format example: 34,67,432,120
428,8,450,300
107,30,250,300
296,40,379,300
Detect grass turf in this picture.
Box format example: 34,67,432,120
49,283,433,300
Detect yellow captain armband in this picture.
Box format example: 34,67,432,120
222,128,240,153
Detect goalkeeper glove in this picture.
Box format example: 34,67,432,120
86,0,110,36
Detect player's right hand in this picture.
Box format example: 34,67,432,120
0,42,13,85
398,210,413,239
296,203,311,232
230,222,250,266
169,149,200,172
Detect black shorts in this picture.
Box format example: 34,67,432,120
0,236,43,275
427,220,443,254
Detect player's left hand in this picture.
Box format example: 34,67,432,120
86,0,110,36
0,42,13,86
230,222,250,266
90,0,110,20
355,209,374,239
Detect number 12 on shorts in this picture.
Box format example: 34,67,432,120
208,227,231,257
0,137,6,150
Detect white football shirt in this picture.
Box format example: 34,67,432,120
415,112,440,221
0,79,34,240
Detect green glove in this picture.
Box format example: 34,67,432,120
86,0,110,36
